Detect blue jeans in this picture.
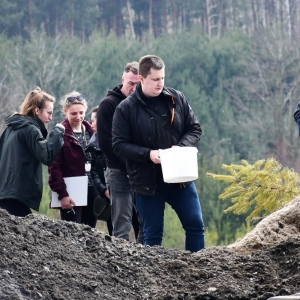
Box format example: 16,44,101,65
135,181,205,252
105,168,141,241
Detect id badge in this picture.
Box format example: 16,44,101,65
85,162,91,172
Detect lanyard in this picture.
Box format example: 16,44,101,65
73,124,87,147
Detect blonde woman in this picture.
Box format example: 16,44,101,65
48,91,97,227
0,87,64,217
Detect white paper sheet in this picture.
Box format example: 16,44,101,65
51,176,88,208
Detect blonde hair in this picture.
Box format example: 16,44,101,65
19,87,55,116
59,91,88,113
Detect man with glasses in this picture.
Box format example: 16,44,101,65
97,62,143,242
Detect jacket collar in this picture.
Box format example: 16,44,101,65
85,132,99,152
61,118,94,138
34,116,48,138
132,82,174,108
107,84,126,100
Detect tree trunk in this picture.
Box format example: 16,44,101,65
261,0,266,27
289,0,296,38
251,0,257,31
126,0,135,39
149,0,153,35
164,0,168,34
217,0,223,38
279,0,284,37
285,0,292,37
244,2,250,35
27,0,32,31
205,0,211,38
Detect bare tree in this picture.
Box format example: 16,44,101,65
224,29,300,169
126,0,135,39
0,30,96,133
149,0,153,35
0,74,23,134
205,0,219,38
285,0,292,36
251,0,258,31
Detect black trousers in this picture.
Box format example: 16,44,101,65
106,218,113,236
0,198,32,217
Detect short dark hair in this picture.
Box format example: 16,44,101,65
138,55,165,78
124,61,139,75
92,106,98,113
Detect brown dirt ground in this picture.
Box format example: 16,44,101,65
1,198,300,300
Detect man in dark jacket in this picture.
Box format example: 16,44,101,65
97,62,143,242
112,55,205,252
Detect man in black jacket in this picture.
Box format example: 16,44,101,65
97,62,142,242
112,55,205,252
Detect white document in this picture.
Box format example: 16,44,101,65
51,176,88,208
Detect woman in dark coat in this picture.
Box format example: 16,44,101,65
0,87,64,217
48,91,97,227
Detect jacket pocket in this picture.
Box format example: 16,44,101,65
106,168,131,192
2,165,17,197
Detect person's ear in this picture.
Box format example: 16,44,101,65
139,75,144,84
34,107,40,116
121,75,125,84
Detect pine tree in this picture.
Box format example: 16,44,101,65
206,158,300,220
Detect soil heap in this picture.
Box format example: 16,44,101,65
1,197,300,300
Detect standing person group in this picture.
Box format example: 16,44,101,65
112,55,205,252
0,56,205,253
0,87,64,217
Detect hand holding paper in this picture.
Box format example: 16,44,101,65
61,196,76,209
51,176,88,208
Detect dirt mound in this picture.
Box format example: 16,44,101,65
228,196,300,255
1,207,300,300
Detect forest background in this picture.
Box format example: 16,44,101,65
1,0,300,249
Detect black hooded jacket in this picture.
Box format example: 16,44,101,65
97,84,127,172
112,83,202,196
85,133,107,198
0,114,64,211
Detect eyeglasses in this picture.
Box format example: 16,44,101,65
40,109,53,116
66,95,85,103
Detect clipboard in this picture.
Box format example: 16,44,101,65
51,176,88,208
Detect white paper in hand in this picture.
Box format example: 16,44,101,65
51,176,88,208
